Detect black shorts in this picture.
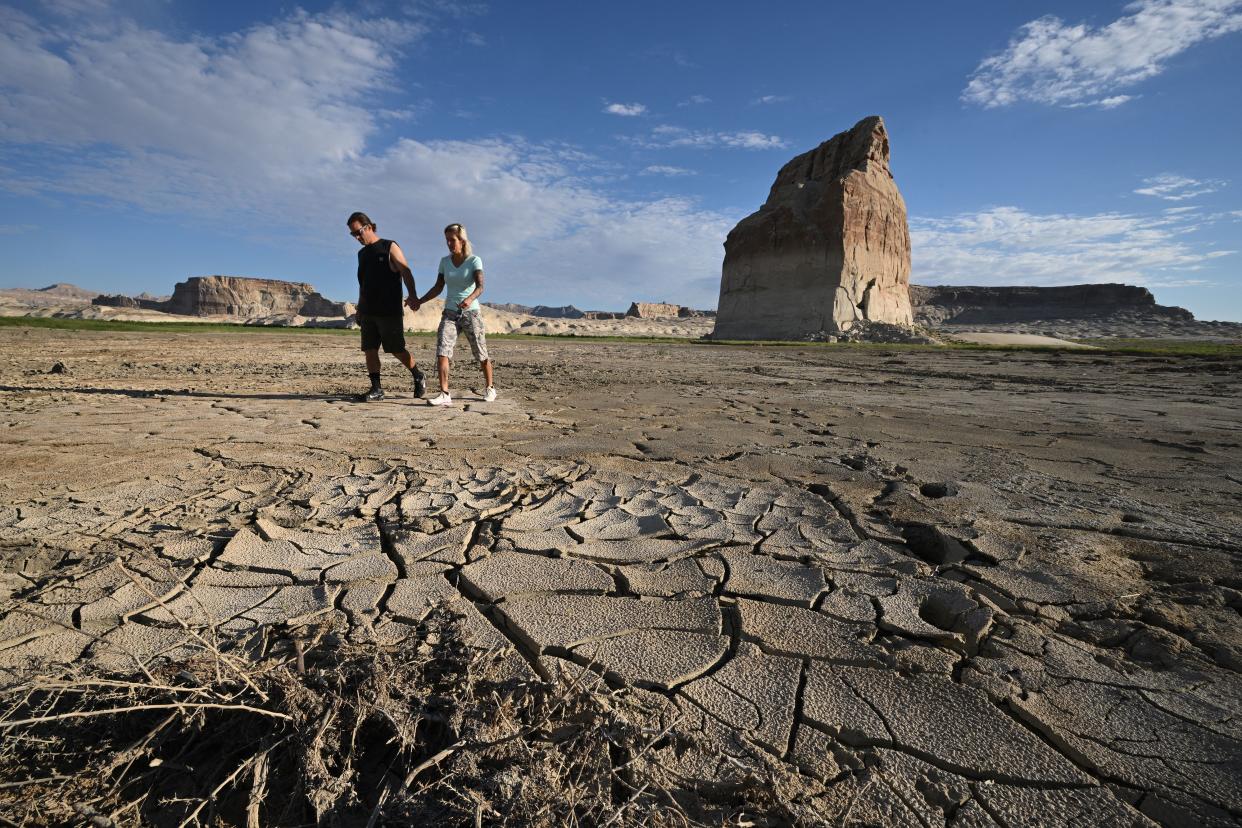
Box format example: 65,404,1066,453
358,314,406,354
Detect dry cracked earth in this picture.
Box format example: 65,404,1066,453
0,327,1239,826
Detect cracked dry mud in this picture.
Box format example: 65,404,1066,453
1,328,1239,826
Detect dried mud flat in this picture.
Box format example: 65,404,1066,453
0,327,1239,826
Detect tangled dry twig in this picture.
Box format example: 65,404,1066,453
0,606,822,827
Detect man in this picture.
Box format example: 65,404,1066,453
346,211,427,401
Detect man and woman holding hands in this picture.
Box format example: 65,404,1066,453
346,212,495,406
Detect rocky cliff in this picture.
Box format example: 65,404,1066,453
157,276,347,317
911,284,1194,325
626,302,683,319
714,115,913,340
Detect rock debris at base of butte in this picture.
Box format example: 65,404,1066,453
1,328,1239,826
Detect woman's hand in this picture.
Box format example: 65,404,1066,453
406,296,421,311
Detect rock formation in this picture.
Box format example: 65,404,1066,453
713,116,913,340
910,284,1194,325
532,305,586,319
626,302,682,319
158,276,347,318
90,294,141,309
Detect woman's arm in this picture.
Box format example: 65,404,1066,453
459,269,484,310
419,274,446,305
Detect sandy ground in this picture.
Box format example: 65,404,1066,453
944,332,1099,349
0,327,1239,825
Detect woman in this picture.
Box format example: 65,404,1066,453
416,223,496,405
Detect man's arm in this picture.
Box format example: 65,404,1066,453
459,269,485,311
388,242,419,310
419,274,446,305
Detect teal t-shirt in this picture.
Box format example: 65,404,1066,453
439,254,483,313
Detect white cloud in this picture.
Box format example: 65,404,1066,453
43,0,112,16
603,102,647,117
677,94,711,107
403,1,489,19
963,0,1242,108
635,126,788,150
911,206,1235,288
1065,94,1136,108
751,94,789,105
641,165,695,176
0,9,422,169
1135,173,1228,200
0,8,733,308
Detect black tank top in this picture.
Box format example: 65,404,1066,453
356,239,402,315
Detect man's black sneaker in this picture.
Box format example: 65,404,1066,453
412,369,426,398
355,387,384,402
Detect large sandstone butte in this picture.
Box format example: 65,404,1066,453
159,276,347,317
714,116,913,340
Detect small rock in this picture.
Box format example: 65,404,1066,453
919,482,959,499
49,362,67,374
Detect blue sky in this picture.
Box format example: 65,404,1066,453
2,0,1240,319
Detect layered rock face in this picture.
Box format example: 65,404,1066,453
159,276,347,317
911,284,1194,325
91,294,142,309
714,116,913,340
626,302,682,319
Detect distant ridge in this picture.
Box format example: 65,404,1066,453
35,283,99,300
910,284,1194,325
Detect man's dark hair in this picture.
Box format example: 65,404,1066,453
347,211,375,229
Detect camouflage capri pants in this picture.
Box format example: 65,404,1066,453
436,308,489,363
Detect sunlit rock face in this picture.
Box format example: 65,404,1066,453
163,276,347,317
714,115,913,340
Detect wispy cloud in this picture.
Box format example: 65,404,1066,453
633,126,788,150
403,0,489,19
0,8,422,167
750,94,789,105
963,0,1242,108
603,102,647,117
43,0,113,15
911,206,1235,287
677,94,711,107
1135,173,1228,200
641,165,696,176
0,8,734,308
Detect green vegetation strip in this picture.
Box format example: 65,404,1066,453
0,317,358,336
1,317,1237,356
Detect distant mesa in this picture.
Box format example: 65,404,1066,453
627,302,679,319
910,284,1195,325
94,275,347,318
484,303,638,320
626,302,714,319
714,115,913,340
92,294,148,309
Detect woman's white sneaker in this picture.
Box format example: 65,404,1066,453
483,386,497,402
429,392,453,406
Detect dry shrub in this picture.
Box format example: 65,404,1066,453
0,609,818,827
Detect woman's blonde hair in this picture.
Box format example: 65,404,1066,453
444,223,472,257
